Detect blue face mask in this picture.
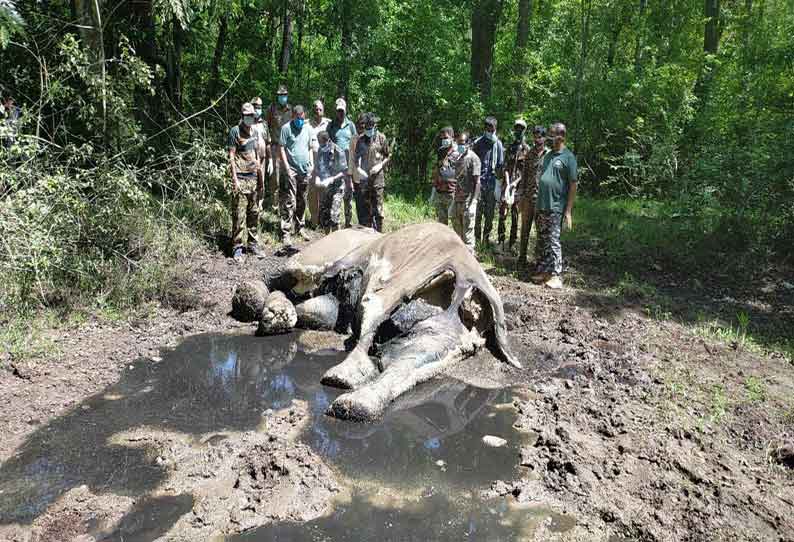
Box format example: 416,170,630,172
484,131,496,142
278,95,288,106
254,108,263,117
440,138,452,149
457,143,467,154
365,128,376,138
292,118,304,130
243,116,255,127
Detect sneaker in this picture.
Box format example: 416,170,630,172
232,247,244,263
298,229,311,241
545,275,563,289
247,243,263,258
531,272,550,284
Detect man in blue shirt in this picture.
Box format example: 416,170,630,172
327,98,357,228
279,105,314,245
532,122,578,289
472,116,505,247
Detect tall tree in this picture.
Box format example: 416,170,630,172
278,0,292,74
337,0,353,99
514,0,532,110
470,0,503,101
704,0,720,54
633,0,647,73
208,12,228,100
573,0,592,152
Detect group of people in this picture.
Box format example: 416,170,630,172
431,118,577,289
226,86,577,289
227,86,389,260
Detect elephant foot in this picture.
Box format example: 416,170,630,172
320,346,379,390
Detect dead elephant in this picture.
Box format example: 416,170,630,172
263,223,520,421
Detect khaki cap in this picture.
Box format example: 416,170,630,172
335,98,347,111
241,102,255,115
514,119,528,129
276,84,288,95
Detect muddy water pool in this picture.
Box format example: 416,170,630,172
0,332,574,540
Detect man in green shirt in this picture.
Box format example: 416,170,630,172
532,122,578,289
279,105,314,245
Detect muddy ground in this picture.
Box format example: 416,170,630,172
1,232,793,541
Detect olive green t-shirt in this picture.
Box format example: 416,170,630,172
537,148,577,213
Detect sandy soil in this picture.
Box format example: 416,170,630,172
1,233,792,541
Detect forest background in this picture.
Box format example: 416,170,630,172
0,0,792,318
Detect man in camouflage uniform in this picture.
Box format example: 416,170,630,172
497,119,531,253
472,116,505,247
431,126,459,225
250,96,273,207
450,131,481,253
314,130,348,233
517,125,550,266
227,102,266,262
266,85,292,210
348,113,369,225
351,113,390,232
279,105,314,245
327,98,357,228
533,122,578,289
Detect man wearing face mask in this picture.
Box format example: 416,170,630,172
307,99,331,228
327,98,357,228
472,116,505,248
532,122,577,289
279,105,314,245
450,131,481,253
227,102,266,262
517,125,550,267
314,130,348,233
250,97,273,206
266,85,292,210
349,113,370,226
431,126,460,225
497,119,531,254
351,113,391,232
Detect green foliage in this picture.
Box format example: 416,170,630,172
0,0,23,48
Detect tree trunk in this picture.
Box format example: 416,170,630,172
166,16,184,111
606,24,621,68
74,0,106,140
279,0,293,74
573,0,591,152
514,0,532,110
704,0,720,54
633,0,647,74
470,0,502,101
209,13,228,101
337,0,353,99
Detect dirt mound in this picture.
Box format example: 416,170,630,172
228,440,340,530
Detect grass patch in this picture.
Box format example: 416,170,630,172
744,376,767,403
0,314,58,366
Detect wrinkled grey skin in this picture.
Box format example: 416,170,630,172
266,223,519,421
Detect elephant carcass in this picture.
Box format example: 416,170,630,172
269,223,519,422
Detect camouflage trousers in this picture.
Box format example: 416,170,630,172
320,178,345,233
230,180,260,250
497,200,519,248
354,180,371,227
475,179,497,244
451,197,477,253
358,181,385,232
517,195,536,265
434,191,454,225
279,171,309,239
343,175,354,227
535,210,563,276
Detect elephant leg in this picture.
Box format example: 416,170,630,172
327,313,484,421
